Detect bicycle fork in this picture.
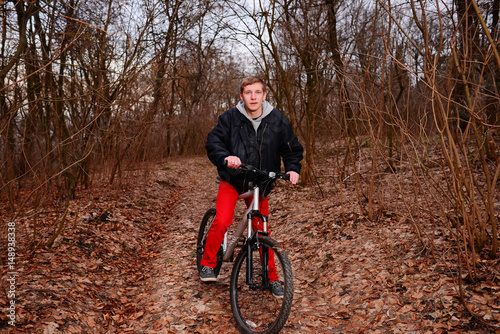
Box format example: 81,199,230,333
246,235,270,289
246,188,270,289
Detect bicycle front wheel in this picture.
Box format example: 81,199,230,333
230,236,293,334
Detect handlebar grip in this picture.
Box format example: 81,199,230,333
279,173,290,181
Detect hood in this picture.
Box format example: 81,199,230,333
236,100,273,121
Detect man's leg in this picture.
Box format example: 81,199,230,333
200,180,238,275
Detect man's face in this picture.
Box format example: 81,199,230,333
240,82,267,114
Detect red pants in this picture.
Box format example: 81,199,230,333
200,179,278,282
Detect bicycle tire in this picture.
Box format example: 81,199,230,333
196,208,223,275
230,236,293,334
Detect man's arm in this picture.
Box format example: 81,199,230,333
206,114,232,168
280,117,304,176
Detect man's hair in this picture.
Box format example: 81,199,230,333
240,76,267,94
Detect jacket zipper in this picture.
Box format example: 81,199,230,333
259,123,268,170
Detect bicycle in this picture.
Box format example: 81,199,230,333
196,163,294,334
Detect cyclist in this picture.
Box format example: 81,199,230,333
199,76,303,298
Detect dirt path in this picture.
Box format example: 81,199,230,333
140,156,494,334
2,155,496,333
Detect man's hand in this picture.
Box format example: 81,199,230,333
224,156,241,169
287,171,300,185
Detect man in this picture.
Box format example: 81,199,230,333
200,76,303,298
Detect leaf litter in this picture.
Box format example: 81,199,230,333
0,156,499,333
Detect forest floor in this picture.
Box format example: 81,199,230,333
1,154,499,333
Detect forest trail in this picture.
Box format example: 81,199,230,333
1,156,496,333
131,156,492,333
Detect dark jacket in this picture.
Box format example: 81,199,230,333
206,107,304,196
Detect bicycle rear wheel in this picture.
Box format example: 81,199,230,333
230,236,293,334
196,208,223,275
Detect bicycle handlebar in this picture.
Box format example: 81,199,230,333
223,160,290,182
239,163,290,181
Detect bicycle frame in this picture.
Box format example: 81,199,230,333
221,185,267,262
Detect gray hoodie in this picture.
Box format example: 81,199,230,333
236,100,274,133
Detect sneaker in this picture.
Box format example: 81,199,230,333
269,280,284,298
199,266,217,282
